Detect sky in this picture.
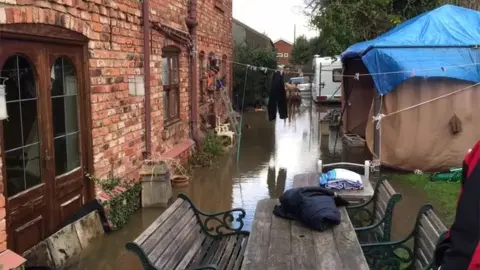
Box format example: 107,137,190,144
232,0,319,43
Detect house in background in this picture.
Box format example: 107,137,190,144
274,39,293,65
0,0,232,260
232,19,275,50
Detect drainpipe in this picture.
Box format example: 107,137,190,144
143,0,152,157
186,0,198,141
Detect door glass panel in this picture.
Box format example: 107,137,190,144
1,55,41,197
50,57,80,176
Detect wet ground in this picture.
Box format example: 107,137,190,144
72,101,430,269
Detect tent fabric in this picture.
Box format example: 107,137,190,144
365,78,480,172
341,5,480,95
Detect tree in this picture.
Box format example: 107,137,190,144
290,35,311,65
232,45,277,109
304,0,476,56
308,36,328,56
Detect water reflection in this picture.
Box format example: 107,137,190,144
267,165,287,198
74,103,368,269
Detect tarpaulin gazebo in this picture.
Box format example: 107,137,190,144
340,4,480,171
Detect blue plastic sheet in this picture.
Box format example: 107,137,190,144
341,5,480,95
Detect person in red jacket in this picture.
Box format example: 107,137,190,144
434,142,480,269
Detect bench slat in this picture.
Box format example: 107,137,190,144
233,237,248,270
174,233,207,270
134,198,184,245
226,235,245,270
142,201,191,253
418,226,436,255
191,237,215,265
417,235,434,265
383,181,396,198
212,237,231,265
420,215,441,239
202,238,222,265
426,210,448,232
148,210,195,261
413,209,447,268
154,214,198,268
163,226,202,270
416,245,429,267
218,236,238,269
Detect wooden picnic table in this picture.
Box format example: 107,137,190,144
293,172,374,203
242,199,369,270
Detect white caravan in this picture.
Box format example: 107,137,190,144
311,55,343,103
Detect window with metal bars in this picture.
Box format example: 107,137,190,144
162,46,181,123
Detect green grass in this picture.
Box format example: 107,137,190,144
387,173,460,227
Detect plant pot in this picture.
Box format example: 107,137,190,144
171,175,189,188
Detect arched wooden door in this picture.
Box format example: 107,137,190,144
0,35,89,253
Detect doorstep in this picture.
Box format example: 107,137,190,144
160,139,195,160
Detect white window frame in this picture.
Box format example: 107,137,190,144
283,53,289,57
332,68,342,82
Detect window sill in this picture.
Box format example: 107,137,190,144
164,118,181,128
162,119,187,141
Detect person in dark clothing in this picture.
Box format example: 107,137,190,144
268,71,288,121
434,141,480,269
273,187,349,231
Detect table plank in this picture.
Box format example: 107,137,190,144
242,198,369,270
333,208,369,270
267,213,292,270
291,221,316,270
293,172,374,202
241,199,273,269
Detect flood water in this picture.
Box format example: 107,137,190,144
71,102,429,269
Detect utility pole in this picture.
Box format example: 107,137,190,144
293,24,296,46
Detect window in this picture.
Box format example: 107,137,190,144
199,51,205,103
2,55,41,197
207,53,218,91
276,53,283,58
162,46,180,123
283,53,289,58
332,68,342,82
51,57,80,176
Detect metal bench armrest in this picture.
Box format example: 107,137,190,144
178,193,250,238
361,239,414,269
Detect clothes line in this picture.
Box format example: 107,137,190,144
210,53,480,79
373,81,480,130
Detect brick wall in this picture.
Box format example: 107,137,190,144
0,0,232,253
196,0,233,128
274,40,293,65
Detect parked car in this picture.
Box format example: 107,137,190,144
288,77,311,99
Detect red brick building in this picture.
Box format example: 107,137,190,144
0,0,232,256
274,39,293,65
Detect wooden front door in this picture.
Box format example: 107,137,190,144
0,38,87,253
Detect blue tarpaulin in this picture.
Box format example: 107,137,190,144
341,5,480,95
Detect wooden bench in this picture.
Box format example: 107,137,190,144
347,176,402,243
126,193,250,270
361,204,448,269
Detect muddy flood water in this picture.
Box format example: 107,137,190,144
71,102,430,269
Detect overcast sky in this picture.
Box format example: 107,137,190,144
232,0,319,43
